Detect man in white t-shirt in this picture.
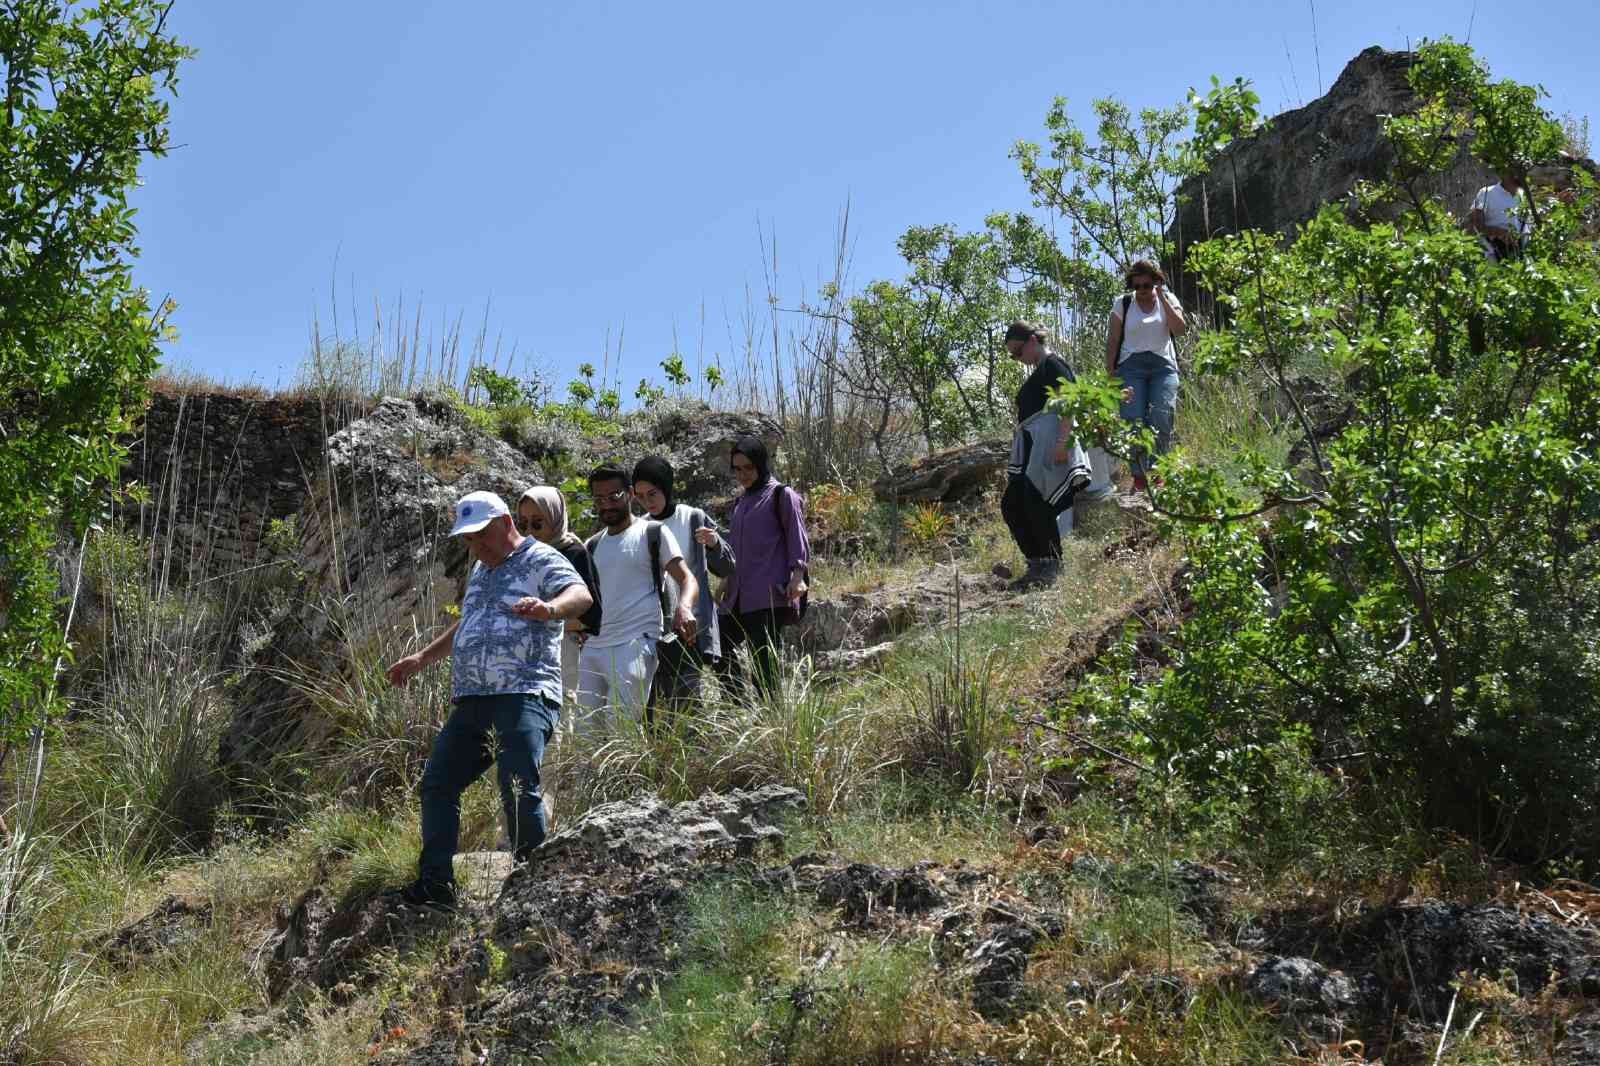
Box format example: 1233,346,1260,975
1470,169,1529,262
575,463,699,731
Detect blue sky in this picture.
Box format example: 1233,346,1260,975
133,0,1597,394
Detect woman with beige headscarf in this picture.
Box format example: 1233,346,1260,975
516,487,600,702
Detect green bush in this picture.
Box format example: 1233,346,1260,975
1052,41,1600,863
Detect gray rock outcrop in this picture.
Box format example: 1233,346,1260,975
534,784,805,870
648,402,784,505
1168,46,1598,299
220,396,542,787
1247,956,1360,1040
120,390,365,582
872,440,1008,503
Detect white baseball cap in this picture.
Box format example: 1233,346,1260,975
448,491,511,536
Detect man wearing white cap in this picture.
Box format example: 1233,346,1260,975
385,490,593,909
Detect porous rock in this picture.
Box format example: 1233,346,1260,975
873,440,1009,504
1261,898,1600,1022
267,886,453,1002
532,784,805,870
221,396,542,788
1168,47,1599,301
649,402,784,504
1247,955,1360,1038
968,923,1041,1018
814,861,946,923
95,895,213,967
120,391,363,583
1558,1009,1600,1066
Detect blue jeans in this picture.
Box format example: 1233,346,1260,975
1117,351,1180,475
418,693,558,885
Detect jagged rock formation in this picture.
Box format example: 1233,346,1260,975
120,390,367,582
1168,46,1598,299
220,397,542,786
649,402,784,506
872,440,1008,503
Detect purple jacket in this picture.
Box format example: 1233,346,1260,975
722,481,810,615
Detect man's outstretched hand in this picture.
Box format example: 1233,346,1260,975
387,654,425,688
512,596,555,621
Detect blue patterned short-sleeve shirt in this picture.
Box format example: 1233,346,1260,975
452,538,582,704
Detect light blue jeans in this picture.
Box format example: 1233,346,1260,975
1117,351,1180,476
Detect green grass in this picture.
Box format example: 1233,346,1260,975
11,393,1577,1065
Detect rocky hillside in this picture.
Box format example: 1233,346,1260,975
1166,46,1597,299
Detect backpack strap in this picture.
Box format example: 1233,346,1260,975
773,483,809,604
645,520,671,628
583,531,604,636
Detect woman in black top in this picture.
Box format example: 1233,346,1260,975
1001,321,1090,589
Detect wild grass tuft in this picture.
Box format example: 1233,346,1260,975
0,829,107,1066
550,658,903,820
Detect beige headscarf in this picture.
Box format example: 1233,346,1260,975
517,486,581,550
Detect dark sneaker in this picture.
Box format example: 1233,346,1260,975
396,878,458,911
1011,558,1059,591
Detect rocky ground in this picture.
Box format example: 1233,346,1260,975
99,783,1600,1065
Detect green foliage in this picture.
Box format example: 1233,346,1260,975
900,501,953,552
1013,93,1197,271
0,1,190,748
467,364,543,408
843,222,1040,448
1187,75,1265,165
1055,42,1600,863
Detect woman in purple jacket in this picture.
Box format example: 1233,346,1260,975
715,435,809,698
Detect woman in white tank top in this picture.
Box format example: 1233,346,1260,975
1105,259,1187,491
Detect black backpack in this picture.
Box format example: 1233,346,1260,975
773,483,809,625
584,520,670,639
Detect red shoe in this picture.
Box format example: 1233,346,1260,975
1132,474,1148,493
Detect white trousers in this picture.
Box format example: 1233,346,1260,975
574,635,658,736
1079,446,1118,502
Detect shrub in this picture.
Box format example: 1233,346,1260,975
901,501,954,552
906,639,1007,791
1052,41,1600,863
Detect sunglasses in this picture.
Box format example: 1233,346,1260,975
515,515,546,531
1131,281,1156,291
730,460,755,473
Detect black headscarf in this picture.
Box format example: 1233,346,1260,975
631,455,675,518
731,434,772,495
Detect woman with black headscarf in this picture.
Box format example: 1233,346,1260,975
714,435,809,698
630,455,735,715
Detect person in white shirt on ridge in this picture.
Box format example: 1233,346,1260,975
1469,168,1529,262
575,463,698,733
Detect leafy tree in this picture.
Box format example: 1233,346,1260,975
1,0,190,761
817,223,1045,459
1012,94,1196,276
1052,42,1600,861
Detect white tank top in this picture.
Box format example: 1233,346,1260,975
1114,292,1179,368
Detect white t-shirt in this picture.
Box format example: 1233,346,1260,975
1472,182,1527,234
1113,292,1182,368
588,518,683,649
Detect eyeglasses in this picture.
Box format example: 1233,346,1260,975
593,488,629,503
